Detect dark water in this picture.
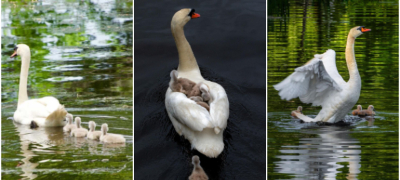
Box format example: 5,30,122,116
268,0,398,179
134,0,266,179
1,0,133,179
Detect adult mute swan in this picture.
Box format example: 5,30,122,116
12,44,68,127
165,8,229,158
274,26,371,123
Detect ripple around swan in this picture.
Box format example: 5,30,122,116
45,76,84,82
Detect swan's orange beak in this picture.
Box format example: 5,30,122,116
191,13,200,19
11,51,17,58
361,27,371,32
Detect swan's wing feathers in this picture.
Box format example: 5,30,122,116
166,91,213,132
274,50,344,105
208,83,229,130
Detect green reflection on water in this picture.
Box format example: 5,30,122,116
268,0,398,179
1,0,132,179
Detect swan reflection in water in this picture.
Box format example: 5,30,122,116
274,118,376,180
14,121,126,179
14,122,66,179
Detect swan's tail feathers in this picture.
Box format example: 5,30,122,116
214,127,221,134
191,129,224,158
293,112,317,122
46,105,68,123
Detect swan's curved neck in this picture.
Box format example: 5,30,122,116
18,51,31,106
345,35,360,83
171,23,200,73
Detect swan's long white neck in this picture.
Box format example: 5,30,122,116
171,21,201,75
345,35,361,84
18,49,31,106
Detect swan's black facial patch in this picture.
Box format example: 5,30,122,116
188,9,195,16
357,26,365,31
14,46,18,51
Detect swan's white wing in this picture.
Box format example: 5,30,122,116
36,96,61,113
165,89,214,132
274,49,345,106
14,100,51,124
206,82,229,130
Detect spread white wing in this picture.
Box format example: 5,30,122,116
274,49,346,106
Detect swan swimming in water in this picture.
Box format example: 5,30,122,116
165,8,229,158
274,26,371,123
11,44,68,127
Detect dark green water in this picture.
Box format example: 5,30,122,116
1,0,132,179
268,0,398,179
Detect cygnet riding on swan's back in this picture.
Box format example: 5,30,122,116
11,44,68,127
169,70,211,111
165,8,229,158
274,26,371,123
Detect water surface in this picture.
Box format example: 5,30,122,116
268,0,398,179
1,0,133,179
135,0,266,179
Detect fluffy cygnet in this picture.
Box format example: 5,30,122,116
63,113,77,132
358,105,376,116
352,105,362,116
189,155,209,180
291,106,303,118
87,121,102,140
71,117,88,137
100,123,126,144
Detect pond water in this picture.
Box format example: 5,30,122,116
268,0,398,179
134,0,266,179
1,0,133,179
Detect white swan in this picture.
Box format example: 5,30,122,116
100,123,126,143
71,117,88,137
274,26,371,123
63,113,77,132
165,8,229,158
87,121,102,140
12,44,68,127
